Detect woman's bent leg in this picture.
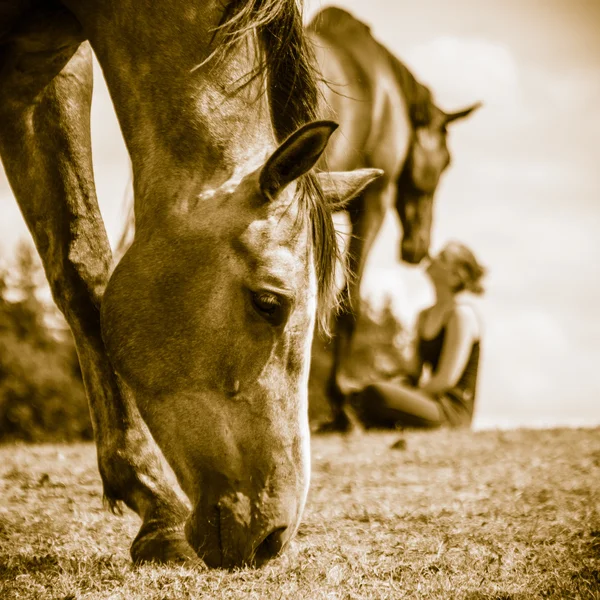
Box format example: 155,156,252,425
351,381,445,429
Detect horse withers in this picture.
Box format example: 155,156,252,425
0,0,381,568
307,7,481,431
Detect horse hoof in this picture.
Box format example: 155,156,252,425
316,420,351,434
131,526,203,566
315,411,360,434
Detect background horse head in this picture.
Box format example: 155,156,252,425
395,75,481,263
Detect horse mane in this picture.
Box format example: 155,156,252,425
384,50,435,128
214,0,342,333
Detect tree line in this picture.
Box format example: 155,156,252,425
0,242,92,442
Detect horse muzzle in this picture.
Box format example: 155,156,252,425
185,491,296,569
400,236,429,265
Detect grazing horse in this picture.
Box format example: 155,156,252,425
0,0,381,567
307,7,481,431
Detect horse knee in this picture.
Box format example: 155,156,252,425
97,427,188,520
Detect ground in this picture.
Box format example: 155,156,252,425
1,427,599,599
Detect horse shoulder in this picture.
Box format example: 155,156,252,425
311,16,411,180
309,31,373,172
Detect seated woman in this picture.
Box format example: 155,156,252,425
351,240,486,429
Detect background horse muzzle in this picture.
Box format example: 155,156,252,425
401,233,430,264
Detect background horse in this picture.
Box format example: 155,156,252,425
0,0,379,568
307,7,481,431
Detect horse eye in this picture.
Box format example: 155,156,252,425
252,291,286,325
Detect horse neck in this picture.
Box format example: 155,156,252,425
69,2,275,224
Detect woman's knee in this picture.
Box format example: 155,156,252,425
356,381,444,427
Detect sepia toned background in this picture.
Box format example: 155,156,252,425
0,0,598,429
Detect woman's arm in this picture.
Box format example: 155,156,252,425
401,336,424,385
420,305,479,395
387,311,425,384
405,309,427,383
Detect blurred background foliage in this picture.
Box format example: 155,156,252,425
0,242,92,443
309,296,412,425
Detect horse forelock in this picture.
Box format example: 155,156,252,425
214,0,340,335
296,174,342,336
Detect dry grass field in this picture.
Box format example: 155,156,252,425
1,427,599,599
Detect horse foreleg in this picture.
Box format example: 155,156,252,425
320,180,388,432
0,40,195,564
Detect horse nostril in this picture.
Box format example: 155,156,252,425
253,526,288,566
400,242,417,264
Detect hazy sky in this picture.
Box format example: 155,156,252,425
0,0,598,428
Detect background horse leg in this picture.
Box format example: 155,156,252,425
321,178,389,432
0,39,194,564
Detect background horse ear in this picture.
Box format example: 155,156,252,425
444,102,482,124
317,168,384,208
259,120,339,200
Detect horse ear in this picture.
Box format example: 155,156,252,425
444,102,482,124
317,168,384,208
259,120,339,200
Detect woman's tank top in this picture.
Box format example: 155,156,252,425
417,322,480,427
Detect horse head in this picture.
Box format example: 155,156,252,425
397,101,481,264
100,121,381,568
